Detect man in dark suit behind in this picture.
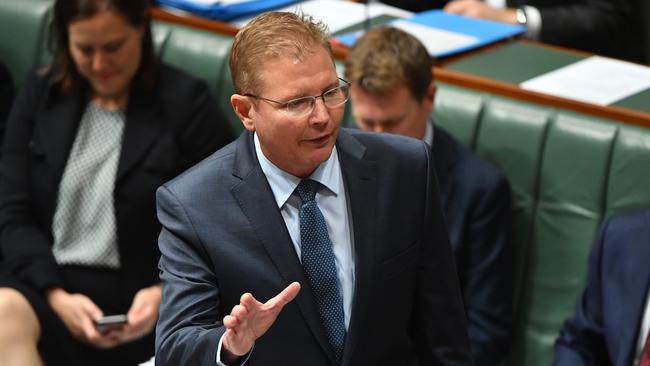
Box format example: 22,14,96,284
553,209,650,366
155,11,474,366
382,0,646,63
345,27,512,366
0,62,14,146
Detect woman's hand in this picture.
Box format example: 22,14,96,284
114,284,162,344
46,287,122,349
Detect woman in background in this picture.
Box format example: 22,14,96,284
0,0,234,364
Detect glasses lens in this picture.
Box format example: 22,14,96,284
285,97,315,116
323,84,349,108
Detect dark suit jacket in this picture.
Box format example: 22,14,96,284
434,127,512,366
381,0,645,62
509,0,645,62
0,63,234,301
0,62,14,147
155,129,474,365
553,210,650,366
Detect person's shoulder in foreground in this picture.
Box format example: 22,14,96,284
553,209,650,366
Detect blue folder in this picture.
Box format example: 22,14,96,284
336,9,525,58
156,0,303,21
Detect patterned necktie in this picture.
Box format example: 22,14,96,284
295,179,346,363
640,331,650,366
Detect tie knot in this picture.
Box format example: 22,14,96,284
295,179,319,203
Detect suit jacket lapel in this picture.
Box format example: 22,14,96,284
336,130,378,366
229,132,337,365
431,126,459,210
35,88,85,189
116,88,163,184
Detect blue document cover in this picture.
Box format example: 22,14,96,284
156,0,302,21
336,10,525,58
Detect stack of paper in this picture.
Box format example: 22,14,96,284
520,56,650,106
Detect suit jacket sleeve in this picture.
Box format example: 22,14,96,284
463,174,512,366
552,218,611,366
531,0,643,61
155,184,225,365
418,143,475,365
0,63,14,145
0,69,64,291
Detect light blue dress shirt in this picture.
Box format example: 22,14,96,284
217,133,356,365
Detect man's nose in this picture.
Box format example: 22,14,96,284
310,97,330,124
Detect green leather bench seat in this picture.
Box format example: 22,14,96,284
3,2,650,365
151,21,240,133
0,0,53,90
432,84,650,366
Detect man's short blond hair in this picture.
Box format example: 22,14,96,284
230,11,332,95
345,27,433,101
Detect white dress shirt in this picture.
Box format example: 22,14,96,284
485,0,541,40
634,289,650,365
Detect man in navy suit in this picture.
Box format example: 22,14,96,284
155,12,474,366
345,27,512,366
553,209,650,365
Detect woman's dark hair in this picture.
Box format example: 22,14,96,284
51,0,158,93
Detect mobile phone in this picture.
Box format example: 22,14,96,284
95,314,128,332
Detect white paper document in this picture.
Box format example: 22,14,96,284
520,56,650,106
391,20,478,57
232,0,413,33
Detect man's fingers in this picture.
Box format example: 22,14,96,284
223,314,239,329
443,0,464,13
232,304,249,318
239,292,259,310
267,282,301,309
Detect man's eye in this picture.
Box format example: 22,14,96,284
287,98,312,110
78,47,93,56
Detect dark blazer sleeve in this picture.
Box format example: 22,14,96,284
525,0,644,62
552,218,611,366
0,69,64,291
155,184,225,365
462,173,512,366
0,63,14,145
418,143,475,365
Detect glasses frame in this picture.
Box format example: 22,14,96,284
244,77,351,117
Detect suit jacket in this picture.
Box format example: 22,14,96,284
0,62,14,147
434,127,512,366
155,129,474,365
553,210,650,366
381,0,645,62
509,0,645,62
0,63,234,301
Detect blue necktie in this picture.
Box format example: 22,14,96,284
295,179,346,363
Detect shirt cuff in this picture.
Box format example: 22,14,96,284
522,5,541,40
216,333,253,366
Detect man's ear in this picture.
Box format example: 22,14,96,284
231,94,256,132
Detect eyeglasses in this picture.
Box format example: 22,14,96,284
244,77,350,118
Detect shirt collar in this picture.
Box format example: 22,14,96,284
254,132,341,209
424,118,434,147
